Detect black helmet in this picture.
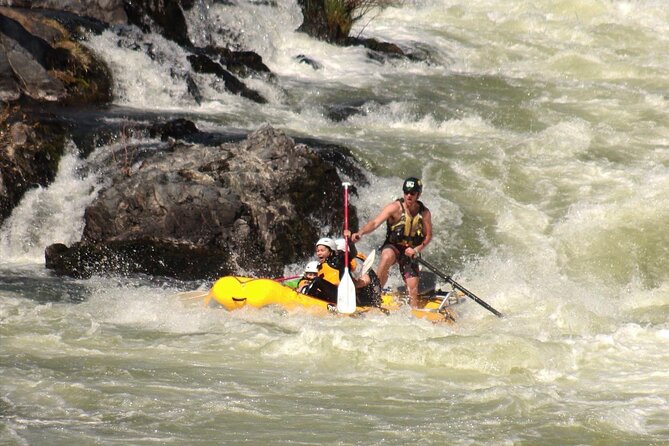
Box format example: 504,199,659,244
403,177,423,194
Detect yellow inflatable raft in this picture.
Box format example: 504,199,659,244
203,276,462,323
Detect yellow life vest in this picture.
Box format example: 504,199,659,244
318,261,341,286
386,198,426,248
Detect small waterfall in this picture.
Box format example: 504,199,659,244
0,142,103,264
185,0,215,48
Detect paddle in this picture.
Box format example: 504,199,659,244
273,274,301,282
337,182,357,314
176,289,209,301
416,257,504,318
361,249,376,276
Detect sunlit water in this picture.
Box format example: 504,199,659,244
2,0,669,444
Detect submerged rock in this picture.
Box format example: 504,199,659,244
187,53,267,104
295,54,322,70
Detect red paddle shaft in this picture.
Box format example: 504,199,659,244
343,182,350,266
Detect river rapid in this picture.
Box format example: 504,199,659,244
2,0,669,444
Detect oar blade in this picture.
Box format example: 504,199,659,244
337,268,357,313
361,250,376,276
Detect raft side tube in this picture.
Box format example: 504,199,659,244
208,276,458,322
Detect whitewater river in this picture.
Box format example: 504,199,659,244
2,0,668,444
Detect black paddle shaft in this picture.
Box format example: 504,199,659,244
416,257,504,318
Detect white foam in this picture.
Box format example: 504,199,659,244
0,143,102,264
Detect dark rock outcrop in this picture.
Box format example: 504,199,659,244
0,2,269,106
0,7,113,225
149,117,200,141
187,53,267,104
295,0,431,63
123,0,270,102
295,54,322,70
0,7,113,105
196,45,272,79
0,107,67,223
45,125,361,280
125,0,193,46
296,0,351,44
0,0,127,24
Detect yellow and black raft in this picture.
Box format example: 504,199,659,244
202,276,463,323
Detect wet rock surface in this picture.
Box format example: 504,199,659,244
45,125,363,280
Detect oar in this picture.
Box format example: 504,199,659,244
176,289,210,301
361,249,376,275
273,274,301,282
416,257,504,318
337,182,357,314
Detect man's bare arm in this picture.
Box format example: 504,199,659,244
351,201,399,242
416,208,432,253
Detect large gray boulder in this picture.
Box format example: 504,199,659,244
45,125,360,280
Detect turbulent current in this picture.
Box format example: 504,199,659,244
2,1,669,444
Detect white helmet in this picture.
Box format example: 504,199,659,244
316,237,337,252
335,238,346,251
304,261,319,274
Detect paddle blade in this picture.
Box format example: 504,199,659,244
337,268,357,313
361,250,376,276
176,290,209,301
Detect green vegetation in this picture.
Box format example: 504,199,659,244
301,0,397,42
325,0,356,38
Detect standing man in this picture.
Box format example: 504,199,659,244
350,177,432,307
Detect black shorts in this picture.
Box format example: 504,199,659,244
381,242,420,280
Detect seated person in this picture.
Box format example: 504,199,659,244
335,238,367,277
297,260,319,293
303,236,381,307
302,237,347,303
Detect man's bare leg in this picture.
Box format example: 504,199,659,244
376,247,397,288
405,275,420,308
